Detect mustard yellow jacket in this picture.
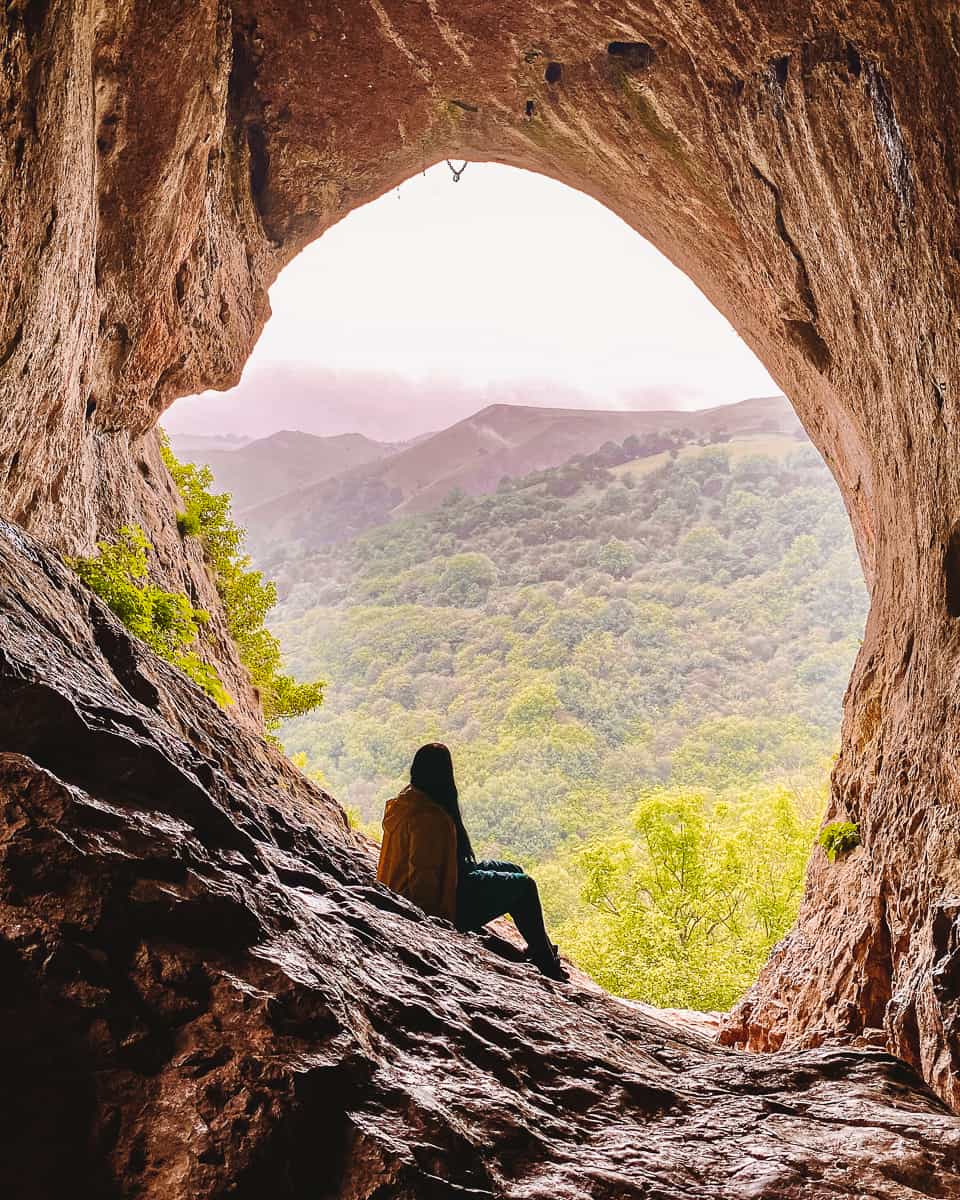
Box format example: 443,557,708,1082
376,785,458,921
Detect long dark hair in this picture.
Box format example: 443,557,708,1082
410,743,474,864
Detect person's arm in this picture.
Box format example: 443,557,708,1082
405,807,457,919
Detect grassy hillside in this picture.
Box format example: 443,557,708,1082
385,396,800,516
266,433,868,1008
241,396,800,554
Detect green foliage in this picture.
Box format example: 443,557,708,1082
177,509,201,537
160,433,324,731
551,783,821,1010
265,672,326,727
818,820,861,861
259,437,867,1007
437,552,498,606
597,538,635,579
69,526,231,705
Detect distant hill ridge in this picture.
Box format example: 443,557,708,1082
167,432,252,455
169,429,404,514
388,396,797,517
230,394,798,553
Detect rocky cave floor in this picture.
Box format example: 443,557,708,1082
1,517,958,1199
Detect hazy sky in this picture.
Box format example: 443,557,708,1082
167,163,777,438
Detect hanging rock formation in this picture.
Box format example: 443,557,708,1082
3,0,960,1181
2,516,959,1197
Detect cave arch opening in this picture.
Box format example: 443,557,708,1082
166,162,868,1014
6,0,959,1115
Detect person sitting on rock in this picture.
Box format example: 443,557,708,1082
376,742,567,981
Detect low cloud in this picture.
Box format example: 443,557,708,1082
164,366,721,443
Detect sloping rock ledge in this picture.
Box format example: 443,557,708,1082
1,517,958,1198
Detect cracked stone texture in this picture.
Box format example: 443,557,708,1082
4,0,960,1128
2,516,959,1197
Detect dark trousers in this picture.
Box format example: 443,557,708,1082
456,859,550,954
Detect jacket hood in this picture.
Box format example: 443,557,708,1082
382,784,452,832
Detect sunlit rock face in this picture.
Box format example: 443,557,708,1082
2,517,958,1197
3,0,960,1136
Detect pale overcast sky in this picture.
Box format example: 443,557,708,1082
167,163,777,438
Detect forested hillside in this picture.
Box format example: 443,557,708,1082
264,432,868,1009
239,395,799,555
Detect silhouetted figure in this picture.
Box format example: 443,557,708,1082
377,743,567,980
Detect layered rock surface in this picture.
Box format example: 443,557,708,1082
2,517,959,1197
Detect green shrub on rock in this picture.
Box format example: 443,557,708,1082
176,509,201,537
160,433,324,730
68,525,231,706
818,820,861,861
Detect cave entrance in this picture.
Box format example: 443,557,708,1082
166,162,867,1013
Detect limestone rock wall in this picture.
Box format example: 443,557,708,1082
1,1,263,721
4,0,960,1114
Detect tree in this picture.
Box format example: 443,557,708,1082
670,715,824,792
437,552,499,606
597,538,635,579
504,680,561,730
594,440,628,467
553,784,820,1010
679,525,729,580
547,471,581,498
602,485,632,514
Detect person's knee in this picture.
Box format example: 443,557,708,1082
516,873,538,899
481,860,523,874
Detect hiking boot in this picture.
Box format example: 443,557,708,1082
529,944,568,982
524,942,559,961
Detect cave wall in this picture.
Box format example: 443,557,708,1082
3,0,960,1107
